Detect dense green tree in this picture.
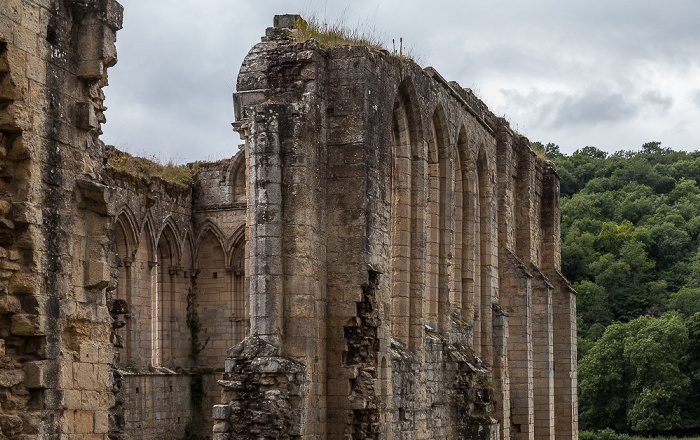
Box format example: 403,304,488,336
579,314,691,436
553,142,700,437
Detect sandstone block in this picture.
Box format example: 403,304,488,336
73,410,93,434
61,409,74,434
24,360,58,388
212,404,230,420
64,389,82,410
79,341,99,363
0,295,21,314
77,60,104,79
94,410,108,434
0,16,12,44
11,313,44,335
73,363,95,390
75,102,98,130
84,261,109,289
14,225,43,250
212,421,229,433
81,391,99,410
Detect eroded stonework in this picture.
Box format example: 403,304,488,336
0,4,577,440
215,16,577,440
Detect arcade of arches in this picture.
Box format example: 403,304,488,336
106,153,249,439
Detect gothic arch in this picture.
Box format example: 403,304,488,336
231,150,247,203
115,206,138,257
139,213,157,261
475,143,495,363
195,220,227,260
457,127,476,333
194,227,231,368
390,77,425,351
156,217,182,263
426,105,452,331
228,229,249,345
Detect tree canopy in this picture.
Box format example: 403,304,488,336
537,142,700,437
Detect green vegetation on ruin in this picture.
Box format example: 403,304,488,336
536,141,700,438
106,146,194,186
291,15,418,62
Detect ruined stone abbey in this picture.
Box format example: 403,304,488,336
0,2,577,439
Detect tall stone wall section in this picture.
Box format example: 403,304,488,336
106,154,248,439
0,0,123,437
212,15,578,440
0,3,577,439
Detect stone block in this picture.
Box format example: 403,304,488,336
94,410,108,434
77,60,104,79
0,295,21,314
0,16,12,43
84,261,109,289
11,313,44,335
212,421,229,433
0,0,21,24
212,404,230,420
25,53,45,84
81,391,99,410
75,102,98,130
24,360,57,388
0,369,24,387
61,409,75,434
64,389,82,410
79,341,99,363
14,23,37,54
73,363,95,390
73,410,93,434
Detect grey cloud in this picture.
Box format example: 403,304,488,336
691,90,700,109
640,90,673,112
102,0,700,163
502,86,675,129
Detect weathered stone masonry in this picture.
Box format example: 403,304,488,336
212,16,577,440
0,3,577,439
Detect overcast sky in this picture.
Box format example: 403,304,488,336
101,0,700,164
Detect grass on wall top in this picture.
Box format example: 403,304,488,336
291,14,418,62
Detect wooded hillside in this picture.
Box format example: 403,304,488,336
536,142,700,437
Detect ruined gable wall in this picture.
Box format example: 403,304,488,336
216,16,577,440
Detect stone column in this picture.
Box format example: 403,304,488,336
501,251,534,440
245,103,285,346
532,269,555,440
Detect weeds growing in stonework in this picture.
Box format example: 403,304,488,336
292,11,420,63
106,145,193,185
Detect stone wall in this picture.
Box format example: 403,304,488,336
106,153,248,439
0,0,123,437
0,3,576,439
213,16,577,440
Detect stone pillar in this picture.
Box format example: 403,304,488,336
531,269,554,440
540,163,577,440
244,103,285,345
501,251,534,440
492,304,511,440
552,275,578,440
